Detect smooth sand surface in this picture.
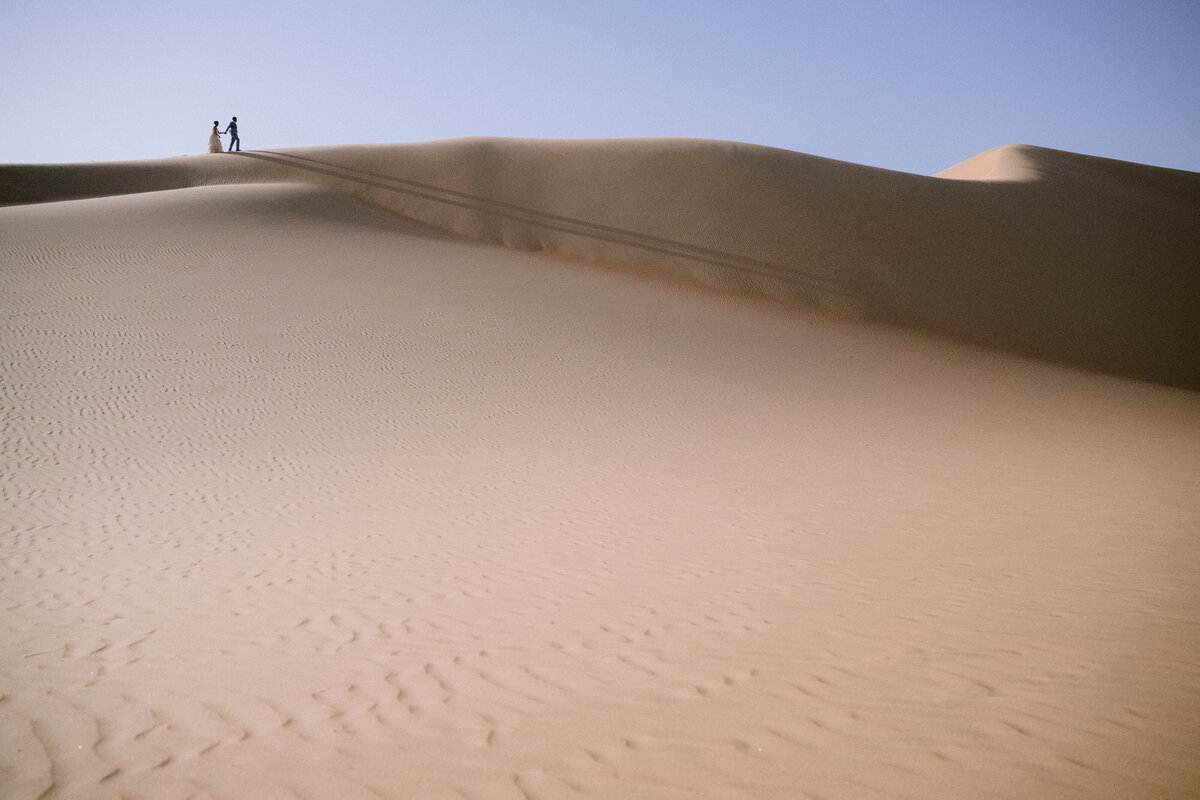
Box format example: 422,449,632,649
2,142,1199,799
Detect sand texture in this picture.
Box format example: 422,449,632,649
2,140,1199,799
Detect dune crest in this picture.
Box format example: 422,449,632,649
3,137,1198,386
934,144,1050,181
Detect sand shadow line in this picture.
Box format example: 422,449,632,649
233,150,855,303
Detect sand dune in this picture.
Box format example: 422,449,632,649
4,138,1197,386
2,141,1199,799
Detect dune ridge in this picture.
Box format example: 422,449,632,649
3,137,1197,386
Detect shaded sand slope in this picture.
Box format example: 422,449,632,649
3,138,1198,386
3,180,1200,799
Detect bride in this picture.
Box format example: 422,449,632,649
207,121,224,153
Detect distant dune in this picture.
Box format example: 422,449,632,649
3,138,1197,386
2,140,1199,800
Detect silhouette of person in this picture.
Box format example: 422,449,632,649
222,117,240,152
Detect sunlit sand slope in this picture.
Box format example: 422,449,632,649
3,138,1197,385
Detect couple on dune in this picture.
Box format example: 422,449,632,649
207,117,240,153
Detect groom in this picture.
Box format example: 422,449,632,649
222,117,240,152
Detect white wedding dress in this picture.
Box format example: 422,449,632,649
207,128,223,153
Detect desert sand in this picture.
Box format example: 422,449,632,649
2,139,1199,799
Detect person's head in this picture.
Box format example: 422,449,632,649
232,116,237,122
213,121,218,125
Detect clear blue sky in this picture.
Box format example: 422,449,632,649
3,0,1198,175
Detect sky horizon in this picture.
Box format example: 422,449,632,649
4,0,1198,176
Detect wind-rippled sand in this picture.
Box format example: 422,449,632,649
2,142,1199,799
